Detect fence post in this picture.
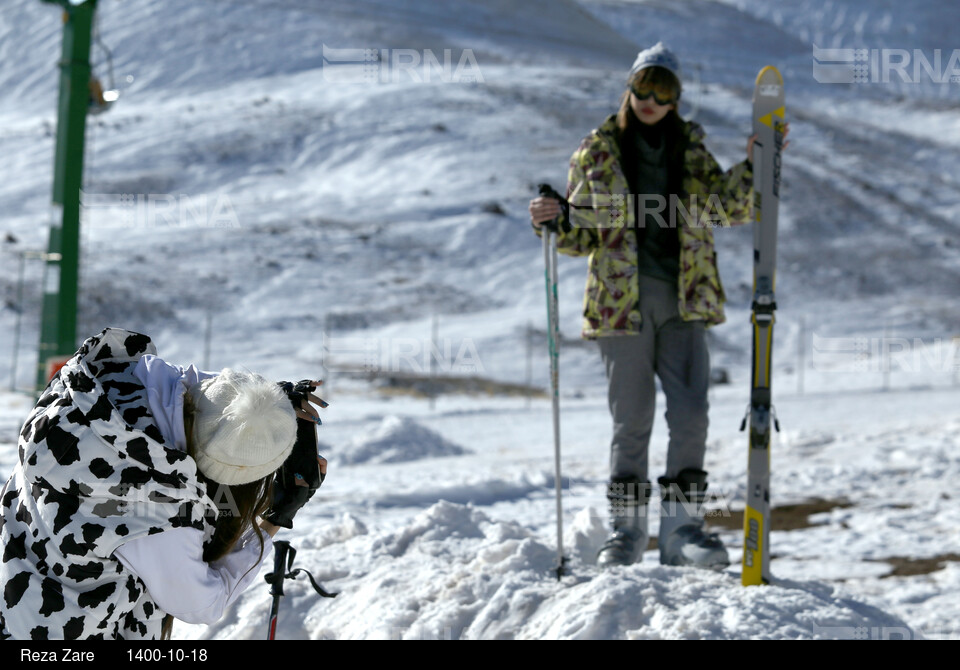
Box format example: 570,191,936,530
952,336,959,388
882,323,891,391
203,310,213,371
430,314,439,410
797,316,805,396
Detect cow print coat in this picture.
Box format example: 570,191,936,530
0,328,218,640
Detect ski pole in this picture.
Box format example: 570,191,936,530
265,540,291,640
538,183,568,580
265,540,338,640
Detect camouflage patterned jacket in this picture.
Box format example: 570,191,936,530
541,114,753,338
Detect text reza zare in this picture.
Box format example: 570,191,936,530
20,649,95,662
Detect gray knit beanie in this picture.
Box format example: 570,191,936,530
628,42,682,82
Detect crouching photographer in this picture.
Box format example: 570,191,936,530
0,328,328,640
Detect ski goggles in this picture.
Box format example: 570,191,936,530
630,81,678,106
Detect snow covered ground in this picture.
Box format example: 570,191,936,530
1,0,959,639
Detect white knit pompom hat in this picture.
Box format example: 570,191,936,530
187,369,297,486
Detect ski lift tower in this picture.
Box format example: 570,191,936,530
35,0,100,390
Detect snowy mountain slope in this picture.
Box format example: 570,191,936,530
1,0,959,640
3,0,958,388
1,0,644,383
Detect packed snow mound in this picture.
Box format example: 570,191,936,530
219,501,917,640
337,415,471,465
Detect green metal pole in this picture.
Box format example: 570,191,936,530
36,0,97,391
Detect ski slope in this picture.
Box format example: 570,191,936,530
1,0,959,639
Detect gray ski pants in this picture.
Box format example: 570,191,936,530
597,275,710,483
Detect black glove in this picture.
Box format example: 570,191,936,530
266,381,325,530
537,183,572,234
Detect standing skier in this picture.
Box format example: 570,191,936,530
529,43,785,570
0,328,327,639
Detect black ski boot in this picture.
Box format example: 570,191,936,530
657,468,729,570
597,477,651,569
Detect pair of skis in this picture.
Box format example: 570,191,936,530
741,66,785,586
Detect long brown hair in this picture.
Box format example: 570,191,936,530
161,392,275,639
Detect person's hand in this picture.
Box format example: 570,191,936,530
288,379,328,479
267,380,329,530
529,196,563,229
747,122,791,163
288,380,327,422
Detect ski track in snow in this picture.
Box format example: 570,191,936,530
1,0,959,640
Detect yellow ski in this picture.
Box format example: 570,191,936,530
741,66,785,586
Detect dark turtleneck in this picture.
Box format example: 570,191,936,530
620,109,680,284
